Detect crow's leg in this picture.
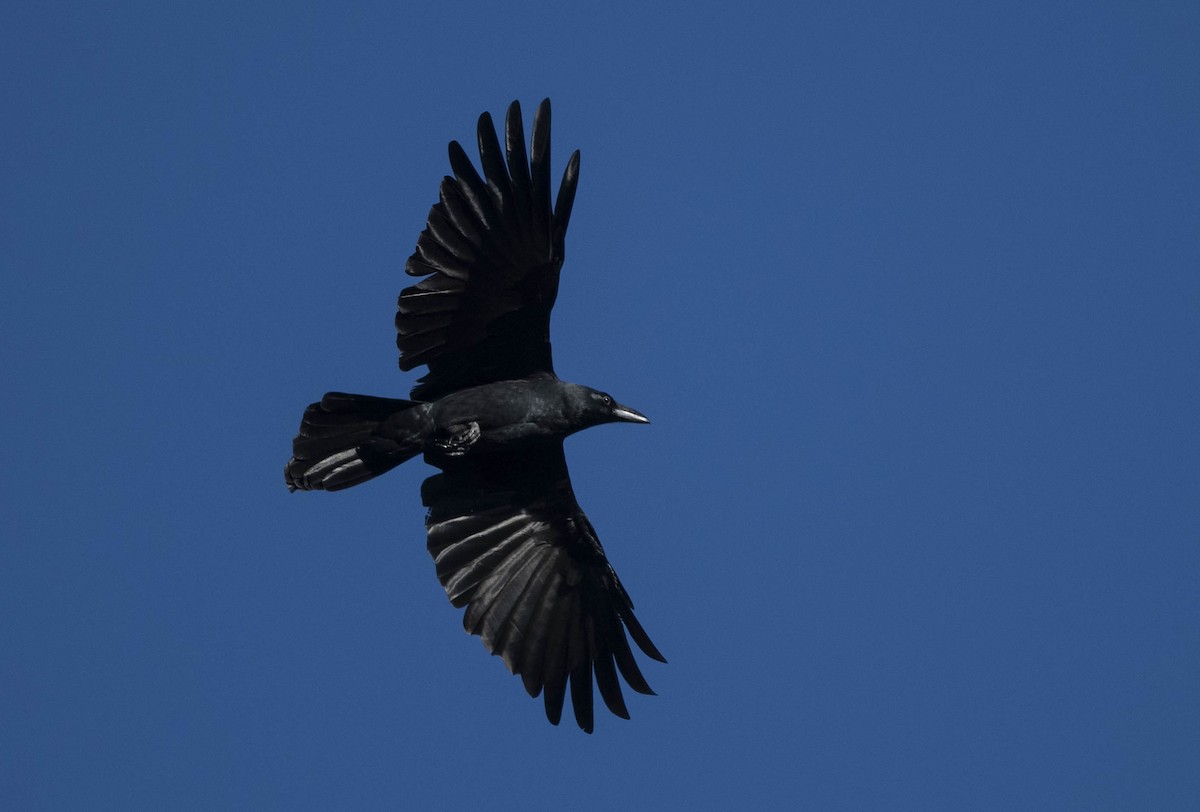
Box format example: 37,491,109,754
434,421,481,456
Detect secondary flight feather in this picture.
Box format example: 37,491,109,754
286,99,664,733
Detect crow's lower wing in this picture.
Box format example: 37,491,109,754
421,444,664,733
397,99,580,401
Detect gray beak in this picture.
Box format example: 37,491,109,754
611,402,650,424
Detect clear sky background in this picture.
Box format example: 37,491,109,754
3,2,1198,809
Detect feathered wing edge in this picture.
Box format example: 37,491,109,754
395,99,580,397
423,480,665,733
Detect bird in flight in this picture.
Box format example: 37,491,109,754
285,99,664,733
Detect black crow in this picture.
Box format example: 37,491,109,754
285,99,664,733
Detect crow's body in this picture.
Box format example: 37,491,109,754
285,100,663,732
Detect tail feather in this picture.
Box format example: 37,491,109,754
286,392,427,492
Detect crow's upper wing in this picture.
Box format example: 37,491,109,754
397,99,580,401
421,444,664,733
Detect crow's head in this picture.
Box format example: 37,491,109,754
564,384,650,430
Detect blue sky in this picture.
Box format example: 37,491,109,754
3,1,1198,808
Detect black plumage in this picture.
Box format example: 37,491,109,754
285,99,663,733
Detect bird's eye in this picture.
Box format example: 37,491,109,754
603,395,613,406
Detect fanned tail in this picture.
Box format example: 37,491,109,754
285,392,428,492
